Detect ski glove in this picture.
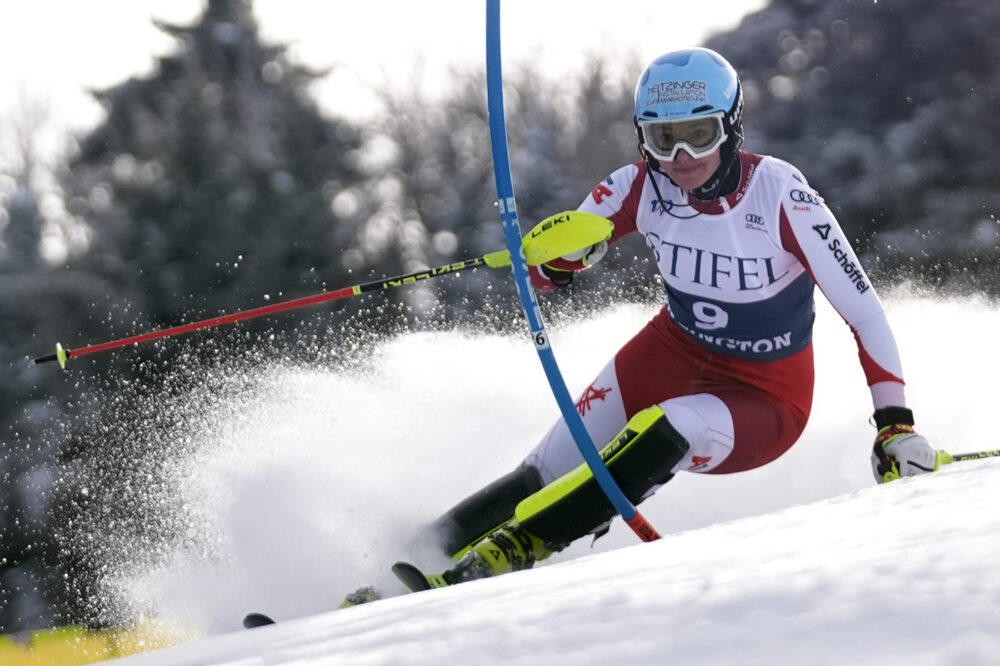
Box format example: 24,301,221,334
870,407,941,483
561,240,608,268
538,241,609,288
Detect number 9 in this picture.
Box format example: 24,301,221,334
693,301,728,330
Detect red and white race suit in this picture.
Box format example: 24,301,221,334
524,151,906,483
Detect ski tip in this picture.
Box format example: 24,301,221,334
243,612,276,629
391,561,434,592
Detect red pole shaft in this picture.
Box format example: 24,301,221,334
35,254,494,365
69,286,357,360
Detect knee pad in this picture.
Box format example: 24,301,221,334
433,465,544,558
515,405,689,548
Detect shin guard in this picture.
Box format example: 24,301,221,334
515,405,689,548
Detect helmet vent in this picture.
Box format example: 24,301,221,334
691,105,713,114
641,110,658,118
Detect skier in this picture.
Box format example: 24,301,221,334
413,47,943,588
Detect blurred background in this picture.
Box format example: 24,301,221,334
0,0,997,636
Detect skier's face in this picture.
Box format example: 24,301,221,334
660,148,722,191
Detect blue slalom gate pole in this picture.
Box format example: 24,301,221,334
484,0,659,542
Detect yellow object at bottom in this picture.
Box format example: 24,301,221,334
0,619,193,666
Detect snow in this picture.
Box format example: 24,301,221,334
107,294,1000,665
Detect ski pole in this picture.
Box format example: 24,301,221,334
32,252,509,369
942,449,1000,464
33,210,613,369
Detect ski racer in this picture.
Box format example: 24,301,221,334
415,47,944,587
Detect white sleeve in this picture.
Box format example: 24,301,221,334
776,176,906,410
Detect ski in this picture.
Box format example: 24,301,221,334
242,585,383,629
391,561,450,592
243,564,450,629
243,612,276,629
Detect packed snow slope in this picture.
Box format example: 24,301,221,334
124,457,1000,665
103,294,998,665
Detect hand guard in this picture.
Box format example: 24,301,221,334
871,424,941,483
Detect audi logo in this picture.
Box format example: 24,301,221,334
745,213,763,225
790,189,823,206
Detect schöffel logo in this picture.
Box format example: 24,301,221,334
811,223,870,293
790,189,823,206
813,223,831,240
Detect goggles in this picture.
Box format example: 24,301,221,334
640,112,727,161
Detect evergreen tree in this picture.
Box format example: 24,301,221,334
63,0,370,336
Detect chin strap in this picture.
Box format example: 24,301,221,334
691,150,742,202
640,152,673,215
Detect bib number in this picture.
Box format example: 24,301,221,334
693,301,729,330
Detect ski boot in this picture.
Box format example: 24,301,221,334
442,522,550,584
392,522,550,592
